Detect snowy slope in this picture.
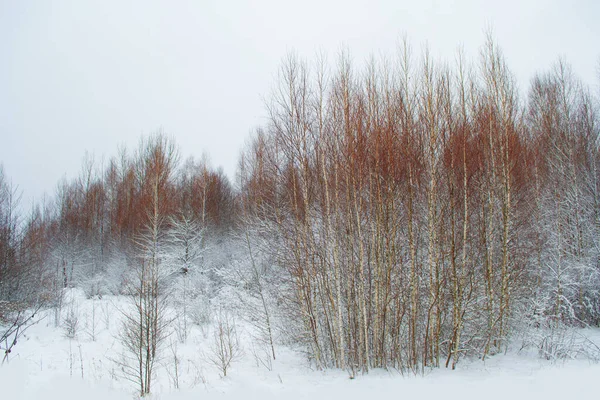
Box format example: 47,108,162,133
2,289,599,400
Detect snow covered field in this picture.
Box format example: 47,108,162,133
2,289,599,400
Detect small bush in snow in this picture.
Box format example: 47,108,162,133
206,311,243,377
63,306,80,339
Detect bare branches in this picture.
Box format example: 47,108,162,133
239,36,600,373
1,302,44,364
206,311,243,377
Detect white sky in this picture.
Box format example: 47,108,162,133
1,0,599,208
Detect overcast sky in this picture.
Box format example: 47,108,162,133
1,0,599,208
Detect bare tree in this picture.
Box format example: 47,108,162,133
167,213,206,342
118,133,178,396
207,311,243,377
0,165,46,364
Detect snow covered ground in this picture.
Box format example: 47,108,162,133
2,289,599,400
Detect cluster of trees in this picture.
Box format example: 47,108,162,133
238,37,600,372
1,134,234,300
1,37,599,384
0,135,235,376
